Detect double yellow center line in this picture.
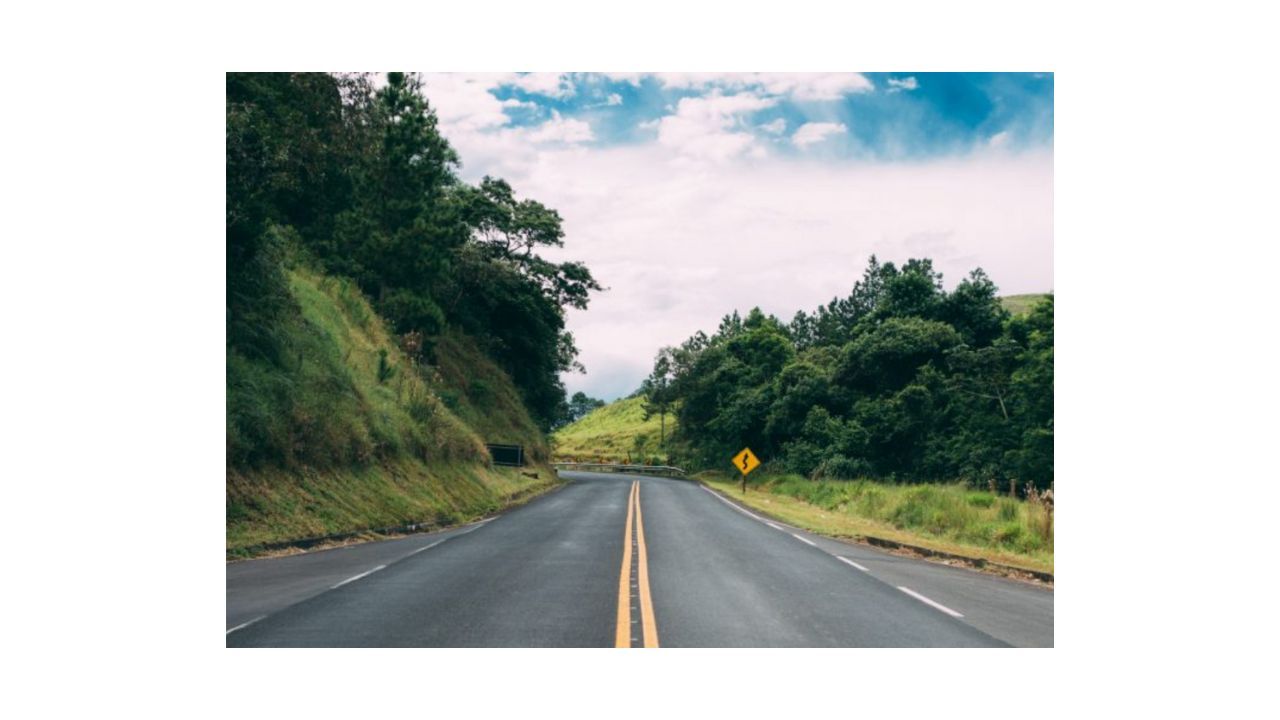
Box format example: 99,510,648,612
615,480,659,648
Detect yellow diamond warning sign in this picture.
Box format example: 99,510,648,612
732,447,761,476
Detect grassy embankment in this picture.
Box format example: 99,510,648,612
551,395,675,463
702,472,1053,574
227,268,556,557
1000,293,1051,316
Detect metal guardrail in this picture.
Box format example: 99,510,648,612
553,462,687,477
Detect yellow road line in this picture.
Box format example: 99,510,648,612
614,480,637,648
634,482,659,648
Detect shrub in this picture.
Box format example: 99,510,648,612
854,485,888,516
965,492,996,508
377,348,396,383
437,389,460,410
814,454,871,480
782,440,825,477
468,378,493,405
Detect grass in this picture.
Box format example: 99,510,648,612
551,395,674,463
227,269,490,468
227,267,557,556
432,332,550,463
227,459,556,556
702,471,1053,574
1000,293,1051,316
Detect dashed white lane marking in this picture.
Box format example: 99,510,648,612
226,616,266,635
897,586,964,618
766,522,783,531
331,564,387,589
791,533,818,547
838,556,870,572
700,485,765,520
405,540,444,558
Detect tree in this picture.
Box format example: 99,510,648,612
656,257,1052,486
941,268,1009,347
641,349,676,446
566,392,606,424
227,72,604,444
456,177,603,311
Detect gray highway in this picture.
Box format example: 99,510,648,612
227,470,1052,647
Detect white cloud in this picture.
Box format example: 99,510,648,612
527,111,594,144
653,72,872,100
432,138,1053,400
420,73,516,132
759,118,787,135
605,93,623,106
792,121,848,147
419,76,1052,400
600,72,645,85
886,76,919,92
654,92,778,162
508,72,575,98
988,130,1011,148
754,72,874,100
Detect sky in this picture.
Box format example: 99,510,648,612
419,72,1054,401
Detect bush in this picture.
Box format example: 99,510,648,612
377,348,397,383
993,522,1025,548
854,485,888,515
782,440,825,477
965,492,996,508
468,378,493,406
813,454,871,480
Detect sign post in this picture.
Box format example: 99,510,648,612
731,447,760,494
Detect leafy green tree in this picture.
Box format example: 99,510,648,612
227,72,605,458
641,349,676,446
561,391,606,426
835,317,962,395
658,257,1051,488
941,268,1009,346
1006,295,1054,488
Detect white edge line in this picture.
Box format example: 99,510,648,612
331,564,387,589
766,522,783,531
791,533,818,547
226,616,266,635
701,485,765,521
838,556,870,572
897,586,964,618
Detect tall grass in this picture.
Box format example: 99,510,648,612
227,268,557,554
764,474,1054,557
226,269,551,470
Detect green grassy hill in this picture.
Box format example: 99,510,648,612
1000,293,1051,316
227,268,554,556
551,395,675,463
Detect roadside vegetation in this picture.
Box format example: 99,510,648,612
227,72,600,554
589,269,1054,570
642,260,1053,494
703,472,1053,573
226,266,555,555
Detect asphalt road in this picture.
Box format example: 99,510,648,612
227,471,1052,647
